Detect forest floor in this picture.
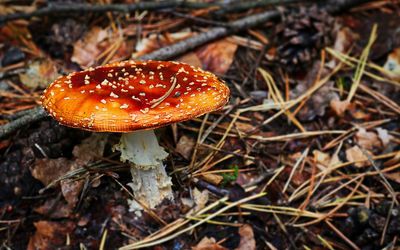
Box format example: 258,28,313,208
0,0,400,249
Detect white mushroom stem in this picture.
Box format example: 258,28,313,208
114,129,173,212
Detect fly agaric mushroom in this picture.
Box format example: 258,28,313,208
40,60,230,211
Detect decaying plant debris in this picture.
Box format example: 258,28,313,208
0,0,399,249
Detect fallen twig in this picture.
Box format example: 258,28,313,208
0,0,300,23
0,105,47,140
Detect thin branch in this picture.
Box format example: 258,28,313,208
0,0,303,24
136,9,280,61
0,105,47,140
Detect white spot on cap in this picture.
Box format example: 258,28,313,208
100,99,106,104
120,104,129,109
110,92,119,98
140,108,149,113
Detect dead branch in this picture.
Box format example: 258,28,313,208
137,9,280,61
0,106,47,140
0,0,303,24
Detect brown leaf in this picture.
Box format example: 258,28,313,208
30,158,71,186
19,59,61,89
60,165,85,208
383,48,400,80
332,27,357,55
30,134,108,208
178,52,202,68
71,27,132,68
356,128,382,151
187,188,209,215
176,135,195,160
192,237,228,250
234,121,256,133
345,146,372,168
33,198,71,219
376,127,393,148
133,32,237,74
27,221,75,250
200,173,223,186
235,224,256,250
313,150,341,171
195,38,238,75
384,172,400,184
330,97,350,117
71,26,108,68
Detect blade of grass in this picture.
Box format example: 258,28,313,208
347,23,377,102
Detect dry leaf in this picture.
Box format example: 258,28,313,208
235,224,256,250
60,168,85,208
333,27,357,55
200,173,223,186
133,31,237,74
187,188,209,215
177,52,202,68
195,38,238,74
351,109,370,120
192,237,228,250
356,128,382,151
330,97,350,117
235,121,255,133
71,26,108,68
27,221,75,250
346,146,372,168
384,172,400,184
176,135,195,160
30,158,71,186
33,198,71,219
30,134,108,208
19,59,61,89
383,48,400,80
313,150,341,171
71,27,132,68
376,127,393,148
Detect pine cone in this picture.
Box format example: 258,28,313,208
275,5,335,72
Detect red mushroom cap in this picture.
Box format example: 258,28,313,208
40,60,230,132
